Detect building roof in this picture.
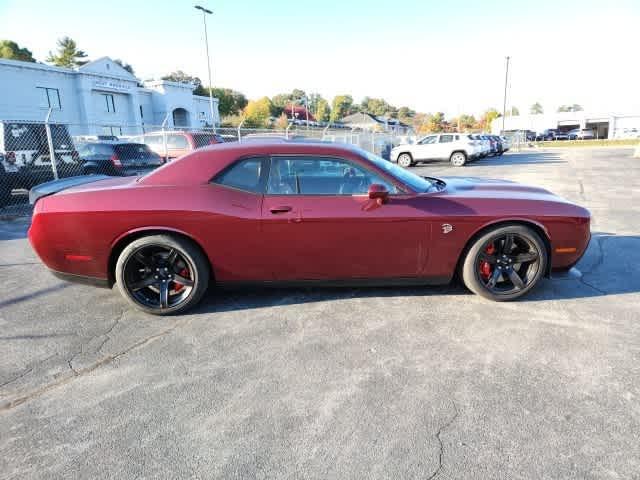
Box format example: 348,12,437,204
282,105,316,122
341,111,409,128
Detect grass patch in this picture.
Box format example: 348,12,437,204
533,139,640,148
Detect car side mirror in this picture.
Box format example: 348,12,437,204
368,183,389,202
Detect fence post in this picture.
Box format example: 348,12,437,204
237,119,245,143
161,113,170,161
44,108,59,180
322,122,332,141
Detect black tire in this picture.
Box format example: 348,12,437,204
115,234,210,315
461,224,548,301
397,153,414,168
450,151,467,167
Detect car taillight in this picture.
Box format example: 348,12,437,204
110,153,122,167
6,151,16,164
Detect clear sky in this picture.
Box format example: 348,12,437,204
1,0,638,117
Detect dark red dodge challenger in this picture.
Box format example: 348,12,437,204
28,141,591,315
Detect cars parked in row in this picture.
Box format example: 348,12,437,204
0,124,225,207
75,141,164,176
390,133,505,167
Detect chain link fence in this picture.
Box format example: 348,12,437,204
0,118,408,217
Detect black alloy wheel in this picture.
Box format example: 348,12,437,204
116,234,209,315
462,225,548,301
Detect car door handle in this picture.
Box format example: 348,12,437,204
269,206,292,214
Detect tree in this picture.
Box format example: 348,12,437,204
0,40,36,62
530,102,544,115
476,108,501,131
274,113,289,130
509,106,520,116
451,114,476,131
330,95,354,122
203,88,247,116
271,90,308,117
315,98,330,122
161,71,204,94
46,37,88,68
557,104,583,112
426,112,446,132
113,59,134,75
243,97,272,127
397,107,415,125
360,97,391,116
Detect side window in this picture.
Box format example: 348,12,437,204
439,134,454,143
419,135,437,145
267,157,397,195
213,157,266,193
167,134,189,149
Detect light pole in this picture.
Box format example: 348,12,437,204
195,5,215,131
501,56,510,133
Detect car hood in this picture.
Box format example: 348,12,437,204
434,176,576,204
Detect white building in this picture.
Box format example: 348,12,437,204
491,110,640,139
0,57,220,136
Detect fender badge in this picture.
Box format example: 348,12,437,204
441,223,453,234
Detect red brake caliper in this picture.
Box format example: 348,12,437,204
480,243,496,279
173,268,190,292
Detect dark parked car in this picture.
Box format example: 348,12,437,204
535,129,556,141
29,141,591,315
76,142,164,176
0,121,83,206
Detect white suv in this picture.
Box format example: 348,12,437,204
390,133,481,167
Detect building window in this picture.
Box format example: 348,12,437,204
37,87,61,109
103,94,116,113
101,126,122,136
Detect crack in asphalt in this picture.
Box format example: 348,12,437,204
426,402,459,480
66,308,126,375
0,353,59,390
0,367,33,389
0,313,193,413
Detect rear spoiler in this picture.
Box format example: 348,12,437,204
29,175,111,205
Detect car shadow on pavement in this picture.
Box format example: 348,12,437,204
194,233,640,314
470,151,566,167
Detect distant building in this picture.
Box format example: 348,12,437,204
491,111,640,139
340,112,411,135
0,57,220,136
282,105,316,122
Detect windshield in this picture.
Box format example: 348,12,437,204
360,148,437,193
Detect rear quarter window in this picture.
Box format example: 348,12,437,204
213,157,267,193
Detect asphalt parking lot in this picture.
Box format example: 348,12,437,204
1,147,639,479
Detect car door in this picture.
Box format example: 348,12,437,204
260,155,428,281
437,134,455,159
412,135,439,160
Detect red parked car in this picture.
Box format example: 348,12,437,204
28,141,591,315
135,130,224,160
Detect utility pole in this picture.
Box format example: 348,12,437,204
502,56,510,133
195,5,215,131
